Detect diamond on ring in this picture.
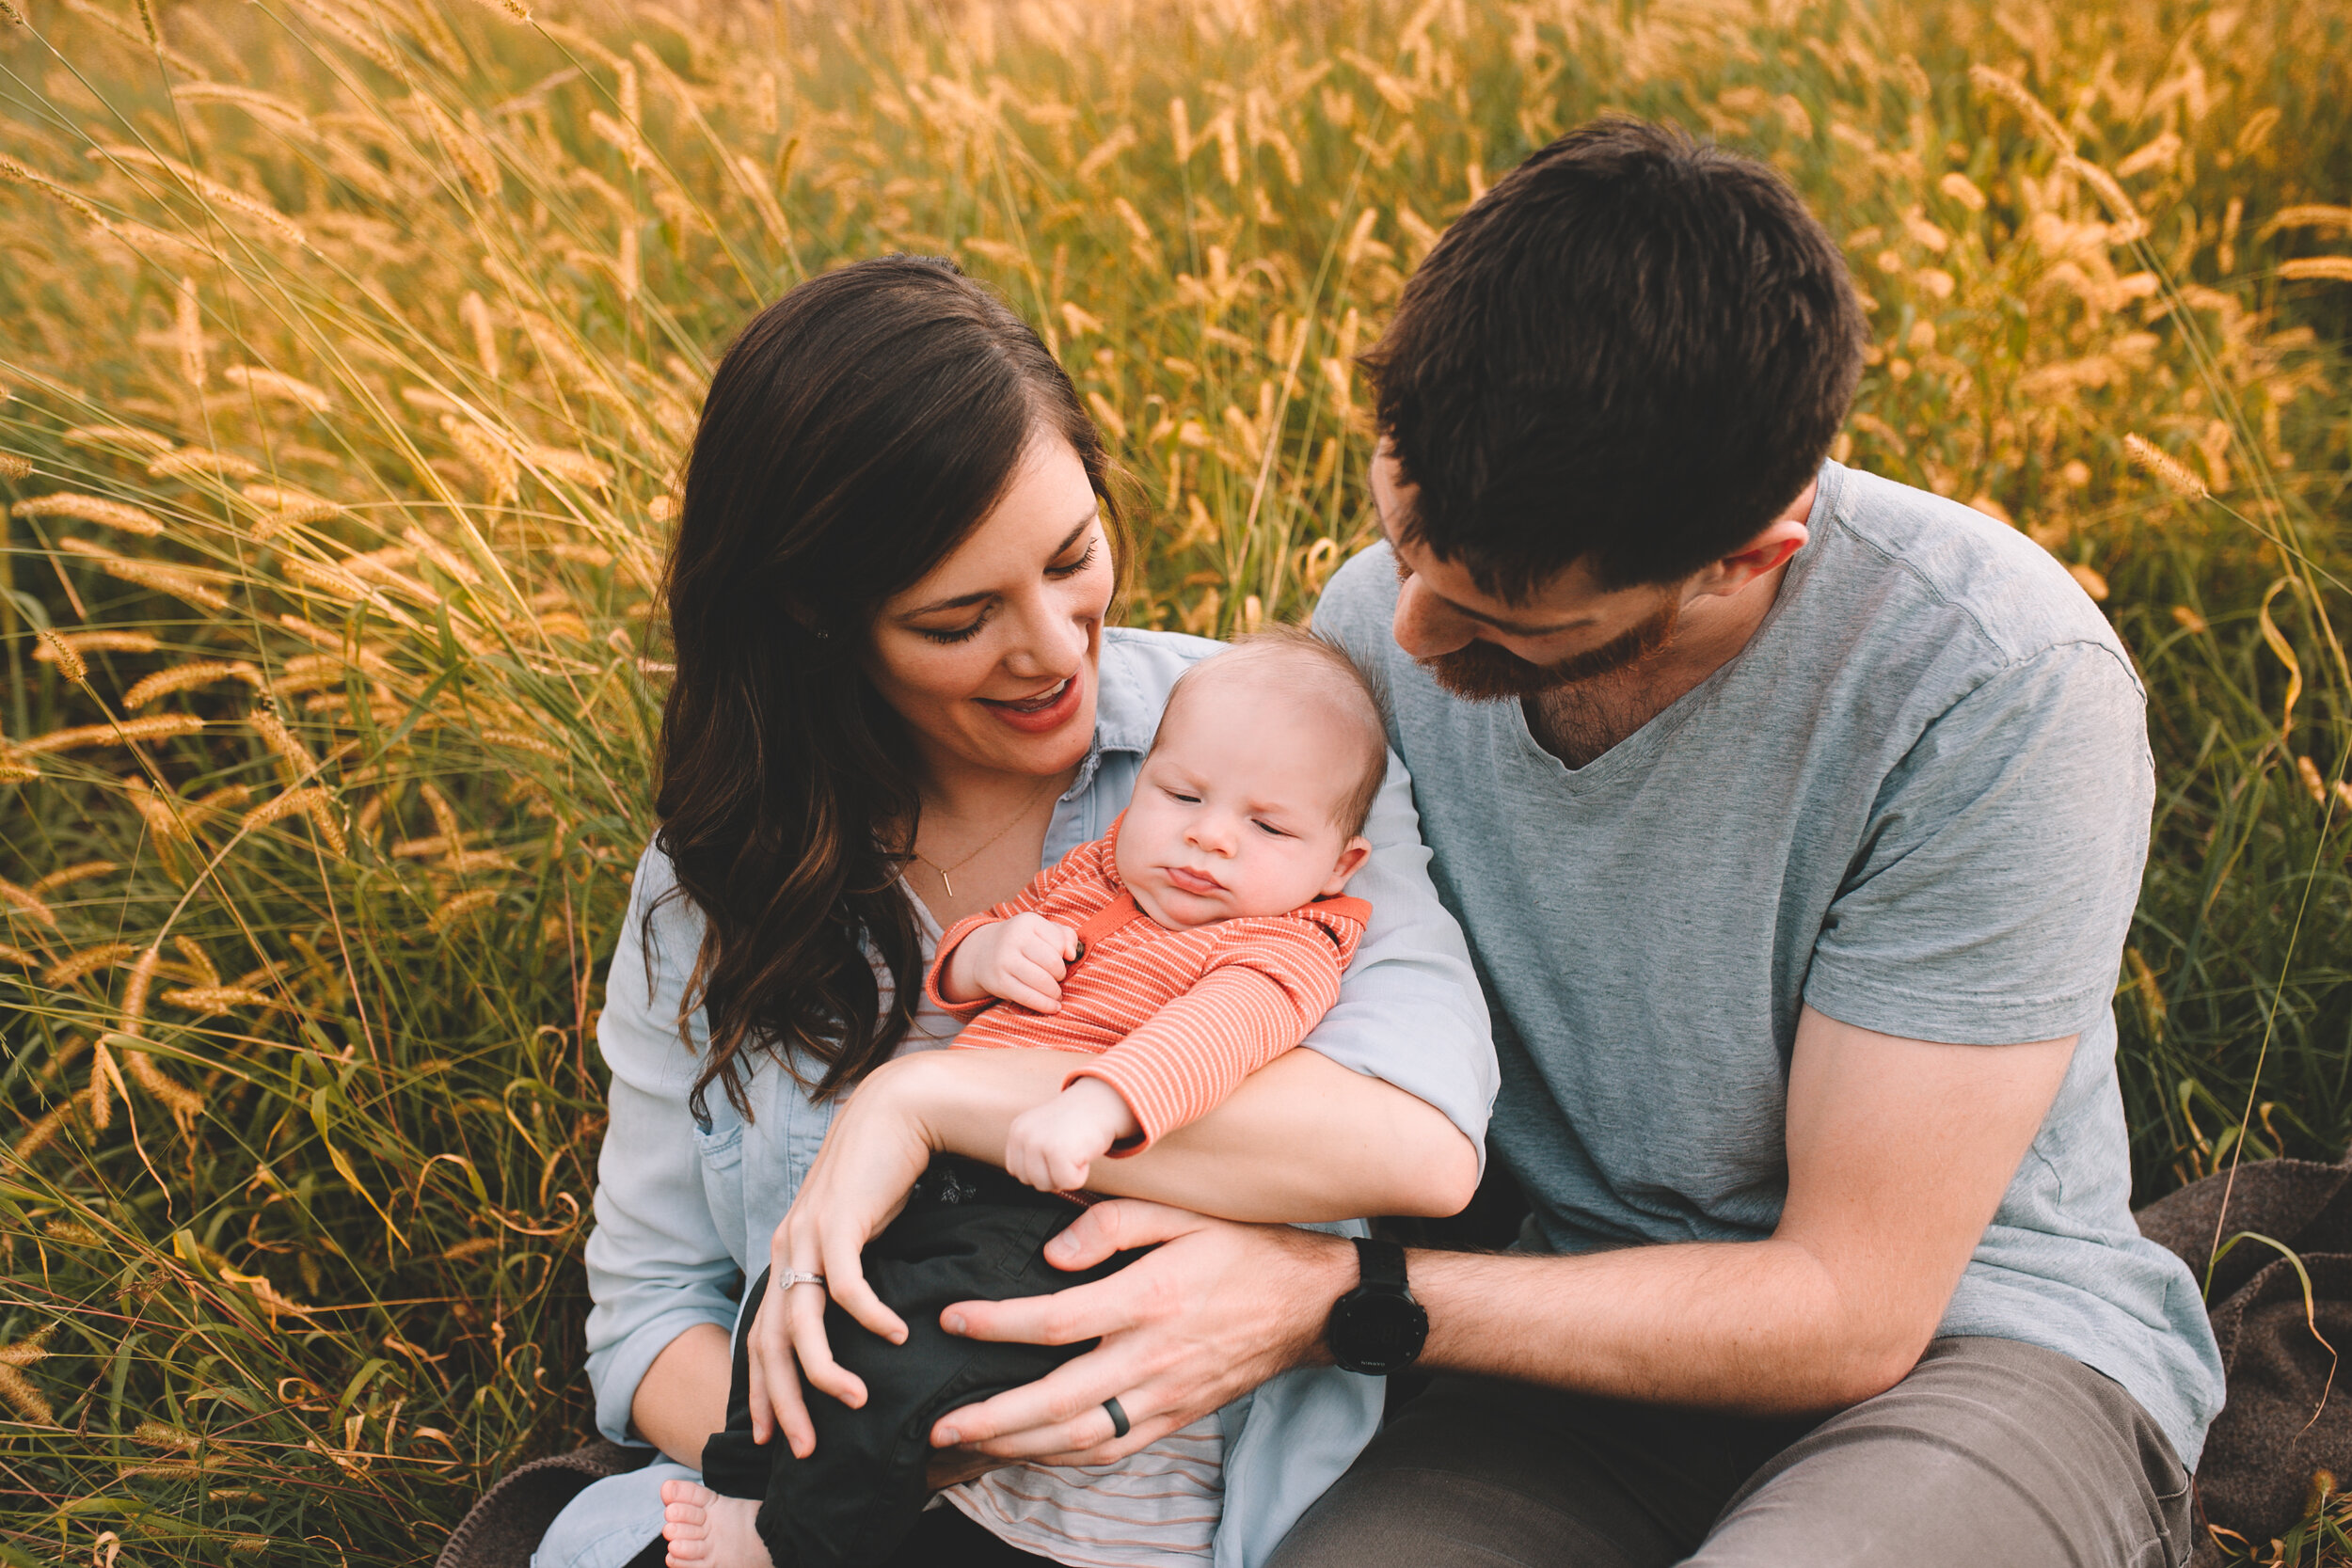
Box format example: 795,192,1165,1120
776,1269,827,1290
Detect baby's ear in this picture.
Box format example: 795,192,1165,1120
1319,835,1374,897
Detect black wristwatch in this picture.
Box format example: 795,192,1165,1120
1325,1237,1429,1374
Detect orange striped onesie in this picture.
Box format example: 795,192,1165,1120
924,817,1371,1152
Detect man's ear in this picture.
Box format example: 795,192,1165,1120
1320,835,1375,897
1691,516,1810,601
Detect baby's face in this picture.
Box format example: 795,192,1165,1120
1116,675,1372,929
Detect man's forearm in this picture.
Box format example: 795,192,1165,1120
1406,1237,1927,1415
894,1046,1480,1222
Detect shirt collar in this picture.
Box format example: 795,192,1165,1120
1063,633,1161,800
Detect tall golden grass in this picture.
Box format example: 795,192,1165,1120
1,0,2348,1560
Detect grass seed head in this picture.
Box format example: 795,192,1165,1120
2280,257,2352,283
2124,434,2210,499
35,629,89,684
223,366,334,413
13,493,167,536
17,714,207,754
124,661,264,709
1968,64,2072,151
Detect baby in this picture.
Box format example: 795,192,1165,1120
668,626,1390,1568
936,626,1388,1193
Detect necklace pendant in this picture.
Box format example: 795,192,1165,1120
940,870,953,898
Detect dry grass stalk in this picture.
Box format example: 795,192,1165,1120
2279,257,2352,282
117,1039,204,1118
120,946,158,1026
0,1328,57,1425
46,942,135,986
12,493,167,536
34,630,160,660
429,887,499,930
524,446,612,487
161,984,274,1015
87,1039,124,1131
35,629,89,684
0,879,57,927
242,484,340,525
0,451,28,479
240,784,346,856
0,151,105,223
2262,204,2352,236
62,425,173,454
249,705,321,781
2125,434,2211,499
124,777,189,843
30,861,116,895
14,715,207,754
460,291,501,376
174,275,204,389
90,147,309,249
56,541,231,610
123,661,264,709
2061,155,2147,243
149,447,262,481
1967,65,2072,151
222,366,334,414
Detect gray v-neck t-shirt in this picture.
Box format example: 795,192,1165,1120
1314,460,2224,1467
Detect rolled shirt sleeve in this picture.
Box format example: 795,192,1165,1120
1804,642,2154,1046
1073,920,1346,1151
1297,747,1500,1162
582,844,743,1445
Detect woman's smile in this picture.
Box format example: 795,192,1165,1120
977,673,1084,735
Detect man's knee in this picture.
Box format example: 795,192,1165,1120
1691,1337,2192,1568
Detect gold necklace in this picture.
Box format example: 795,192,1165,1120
910,775,1059,898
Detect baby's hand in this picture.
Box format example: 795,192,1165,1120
943,912,1079,1012
1006,1078,1140,1193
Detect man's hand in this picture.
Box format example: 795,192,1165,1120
926,1199,1356,1465
943,912,1080,1011
1006,1077,1139,1192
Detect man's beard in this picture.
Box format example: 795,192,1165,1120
1422,595,1681,702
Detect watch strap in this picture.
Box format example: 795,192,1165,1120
1351,1236,1408,1292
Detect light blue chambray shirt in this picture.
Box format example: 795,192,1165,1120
540,627,1498,1568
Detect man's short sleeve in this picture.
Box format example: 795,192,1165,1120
1803,641,2153,1046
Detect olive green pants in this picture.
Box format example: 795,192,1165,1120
1268,1337,2194,1568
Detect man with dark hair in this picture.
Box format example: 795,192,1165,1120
1275,116,2225,1563
935,118,2223,1565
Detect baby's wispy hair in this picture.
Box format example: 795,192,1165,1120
1154,623,1390,835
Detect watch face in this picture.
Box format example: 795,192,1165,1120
1330,1289,1430,1374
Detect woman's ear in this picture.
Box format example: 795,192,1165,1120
1319,835,1375,897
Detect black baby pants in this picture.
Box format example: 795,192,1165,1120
701,1156,1145,1568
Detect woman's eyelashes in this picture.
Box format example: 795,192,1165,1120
1047,537,1100,578
915,608,992,644
910,538,1101,643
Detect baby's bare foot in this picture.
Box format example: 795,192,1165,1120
661,1478,773,1568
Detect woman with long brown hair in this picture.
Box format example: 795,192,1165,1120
534,255,1494,1568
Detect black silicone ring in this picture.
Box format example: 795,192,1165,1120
1103,1396,1131,1439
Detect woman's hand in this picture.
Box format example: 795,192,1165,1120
922,1198,1358,1465
747,1055,936,1452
